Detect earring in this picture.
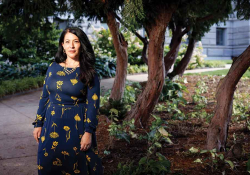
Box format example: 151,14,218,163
63,49,66,53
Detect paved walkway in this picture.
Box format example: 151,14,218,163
0,65,230,175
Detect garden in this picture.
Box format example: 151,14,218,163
0,26,231,98
97,74,250,174
1,25,250,174
1,0,250,174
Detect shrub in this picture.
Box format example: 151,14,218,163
91,26,144,65
95,56,116,78
114,152,171,175
0,76,45,98
159,78,187,102
100,81,142,120
127,64,148,74
203,60,226,68
113,115,172,175
0,61,50,81
187,41,207,69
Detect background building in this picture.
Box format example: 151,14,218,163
56,12,250,61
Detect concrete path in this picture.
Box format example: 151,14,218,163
0,65,230,175
126,64,231,82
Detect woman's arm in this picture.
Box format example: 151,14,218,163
84,73,100,133
32,63,52,128
81,73,100,151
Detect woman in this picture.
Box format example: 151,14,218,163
32,27,103,175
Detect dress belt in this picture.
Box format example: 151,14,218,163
49,102,87,108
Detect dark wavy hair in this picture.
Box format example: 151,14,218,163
55,27,95,86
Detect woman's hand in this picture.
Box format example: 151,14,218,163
80,132,92,151
33,127,42,143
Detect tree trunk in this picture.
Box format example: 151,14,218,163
126,7,175,127
141,37,148,65
107,11,128,101
168,37,196,79
164,24,182,75
207,45,250,151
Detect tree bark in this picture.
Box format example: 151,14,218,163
207,45,250,151
107,11,128,101
114,13,148,65
126,7,176,127
164,24,189,75
141,37,148,65
164,25,182,74
168,36,196,79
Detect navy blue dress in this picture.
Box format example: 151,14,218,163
32,62,103,175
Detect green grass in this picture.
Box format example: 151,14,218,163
188,69,250,78
204,60,232,64
203,60,232,68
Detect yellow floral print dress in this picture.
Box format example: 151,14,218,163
32,62,103,175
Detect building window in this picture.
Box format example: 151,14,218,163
216,28,225,45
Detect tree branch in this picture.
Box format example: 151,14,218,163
180,26,190,37
114,13,147,44
197,0,228,22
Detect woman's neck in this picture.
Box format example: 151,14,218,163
65,57,79,68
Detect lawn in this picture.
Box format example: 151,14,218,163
189,69,250,78
204,59,232,64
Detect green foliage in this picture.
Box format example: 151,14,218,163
0,0,62,63
123,30,144,65
0,18,61,63
192,80,208,109
0,76,44,98
172,41,208,71
100,82,142,119
159,78,187,102
166,100,186,120
91,27,116,58
190,148,235,171
156,78,188,120
108,114,136,143
113,114,172,175
247,158,250,173
203,60,227,68
146,115,173,152
127,64,148,74
121,0,145,31
187,110,213,123
234,0,250,20
0,61,50,82
187,42,207,70
114,152,171,175
232,92,250,130
91,26,144,65
95,56,116,78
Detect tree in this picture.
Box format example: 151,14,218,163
207,0,250,150
0,0,63,63
68,0,128,102
123,0,178,127
123,0,232,127
165,0,232,77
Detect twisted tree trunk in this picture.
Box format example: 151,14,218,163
126,6,176,127
207,45,250,151
141,37,148,65
107,11,128,101
168,36,196,79
164,24,182,75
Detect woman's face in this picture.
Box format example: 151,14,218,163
62,32,81,60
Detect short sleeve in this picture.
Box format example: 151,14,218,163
84,73,100,133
